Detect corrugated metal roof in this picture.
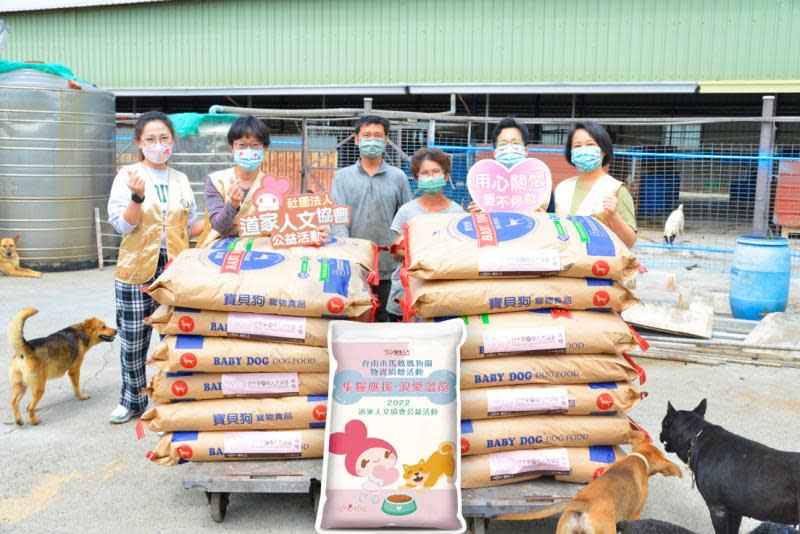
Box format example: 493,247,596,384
2,0,799,92
0,0,173,13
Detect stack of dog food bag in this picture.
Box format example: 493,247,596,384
137,236,379,465
399,211,649,488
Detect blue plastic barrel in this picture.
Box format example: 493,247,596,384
638,174,681,216
729,235,791,320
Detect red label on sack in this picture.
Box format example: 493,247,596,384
550,309,573,320
176,445,193,460
472,212,498,248
220,250,245,274
592,260,610,277
593,467,606,479
327,297,345,315
312,405,327,421
460,438,471,454
171,380,189,397
596,393,615,410
592,290,611,307
179,353,197,369
177,316,195,333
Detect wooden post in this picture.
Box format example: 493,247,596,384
753,96,776,235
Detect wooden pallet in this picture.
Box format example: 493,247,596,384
181,459,582,532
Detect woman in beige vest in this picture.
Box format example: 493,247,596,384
201,115,271,246
107,112,204,423
555,121,637,249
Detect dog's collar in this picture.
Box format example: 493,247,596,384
687,428,704,488
628,452,650,475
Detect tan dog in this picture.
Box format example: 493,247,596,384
1,235,42,278
8,308,117,426
401,441,456,489
556,432,683,533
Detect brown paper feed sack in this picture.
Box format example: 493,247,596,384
403,276,638,320
460,382,643,419
146,366,329,403
460,445,626,488
460,354,645,390
140,396,328,433
206,236,379,280
459,414,634,456
449,309,642,359
146,305,339,345
403,212,636,281
148,429,324,465
147,248,376,319
149,335,329,373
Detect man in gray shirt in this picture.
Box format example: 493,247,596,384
330,115,412,322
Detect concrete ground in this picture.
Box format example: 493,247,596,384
1,268,799,533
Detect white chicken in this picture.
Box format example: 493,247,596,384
664,204,684,245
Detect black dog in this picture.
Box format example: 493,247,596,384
617,518,697,533
660,399,800,533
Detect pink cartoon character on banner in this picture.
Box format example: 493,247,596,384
253,175,292,213
329,419,399,504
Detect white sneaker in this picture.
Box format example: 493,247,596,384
108,404,140,424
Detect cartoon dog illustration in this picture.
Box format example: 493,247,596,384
401,442,456,490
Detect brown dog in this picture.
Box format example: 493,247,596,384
556,432,683,533
8,308,117,426
401,442,456,489
1,236,42,278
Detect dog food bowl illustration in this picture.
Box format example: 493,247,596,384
381,493,417,516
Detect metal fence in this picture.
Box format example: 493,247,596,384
103,113,800,276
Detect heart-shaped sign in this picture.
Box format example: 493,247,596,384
373,464,399,485
467,158,552,212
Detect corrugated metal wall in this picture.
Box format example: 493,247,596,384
3,0,799,90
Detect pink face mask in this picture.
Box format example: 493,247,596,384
141,143,173,164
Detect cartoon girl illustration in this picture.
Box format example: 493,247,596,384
329,419,399,503
253,175,291,213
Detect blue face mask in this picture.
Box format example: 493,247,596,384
358,138,385,159
494,145,527,168
418,175,447,195
571,145,603,173
234,148,264,171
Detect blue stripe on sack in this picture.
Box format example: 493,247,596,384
588,382,618,389
589,445,617,464
172,431,199,442
461,420,474,434
174,306,202,313
434,316,457,322
585,278,614,287
175,335,205,349
322,258,351,297
529,309,551,315
309,422,326,429
177,459,187,465
307,395,328,401
570,216,616,257
169,398,197,403
590,411,619,415
165,371,194,377
586,308,612,312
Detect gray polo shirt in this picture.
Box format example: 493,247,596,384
330,160,412,278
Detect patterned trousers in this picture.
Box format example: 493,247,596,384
114,250,167,412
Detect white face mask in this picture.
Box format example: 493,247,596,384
141,143,173,164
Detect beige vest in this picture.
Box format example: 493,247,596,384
115,163,193,284
554,174,622,226
198,168,266,248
